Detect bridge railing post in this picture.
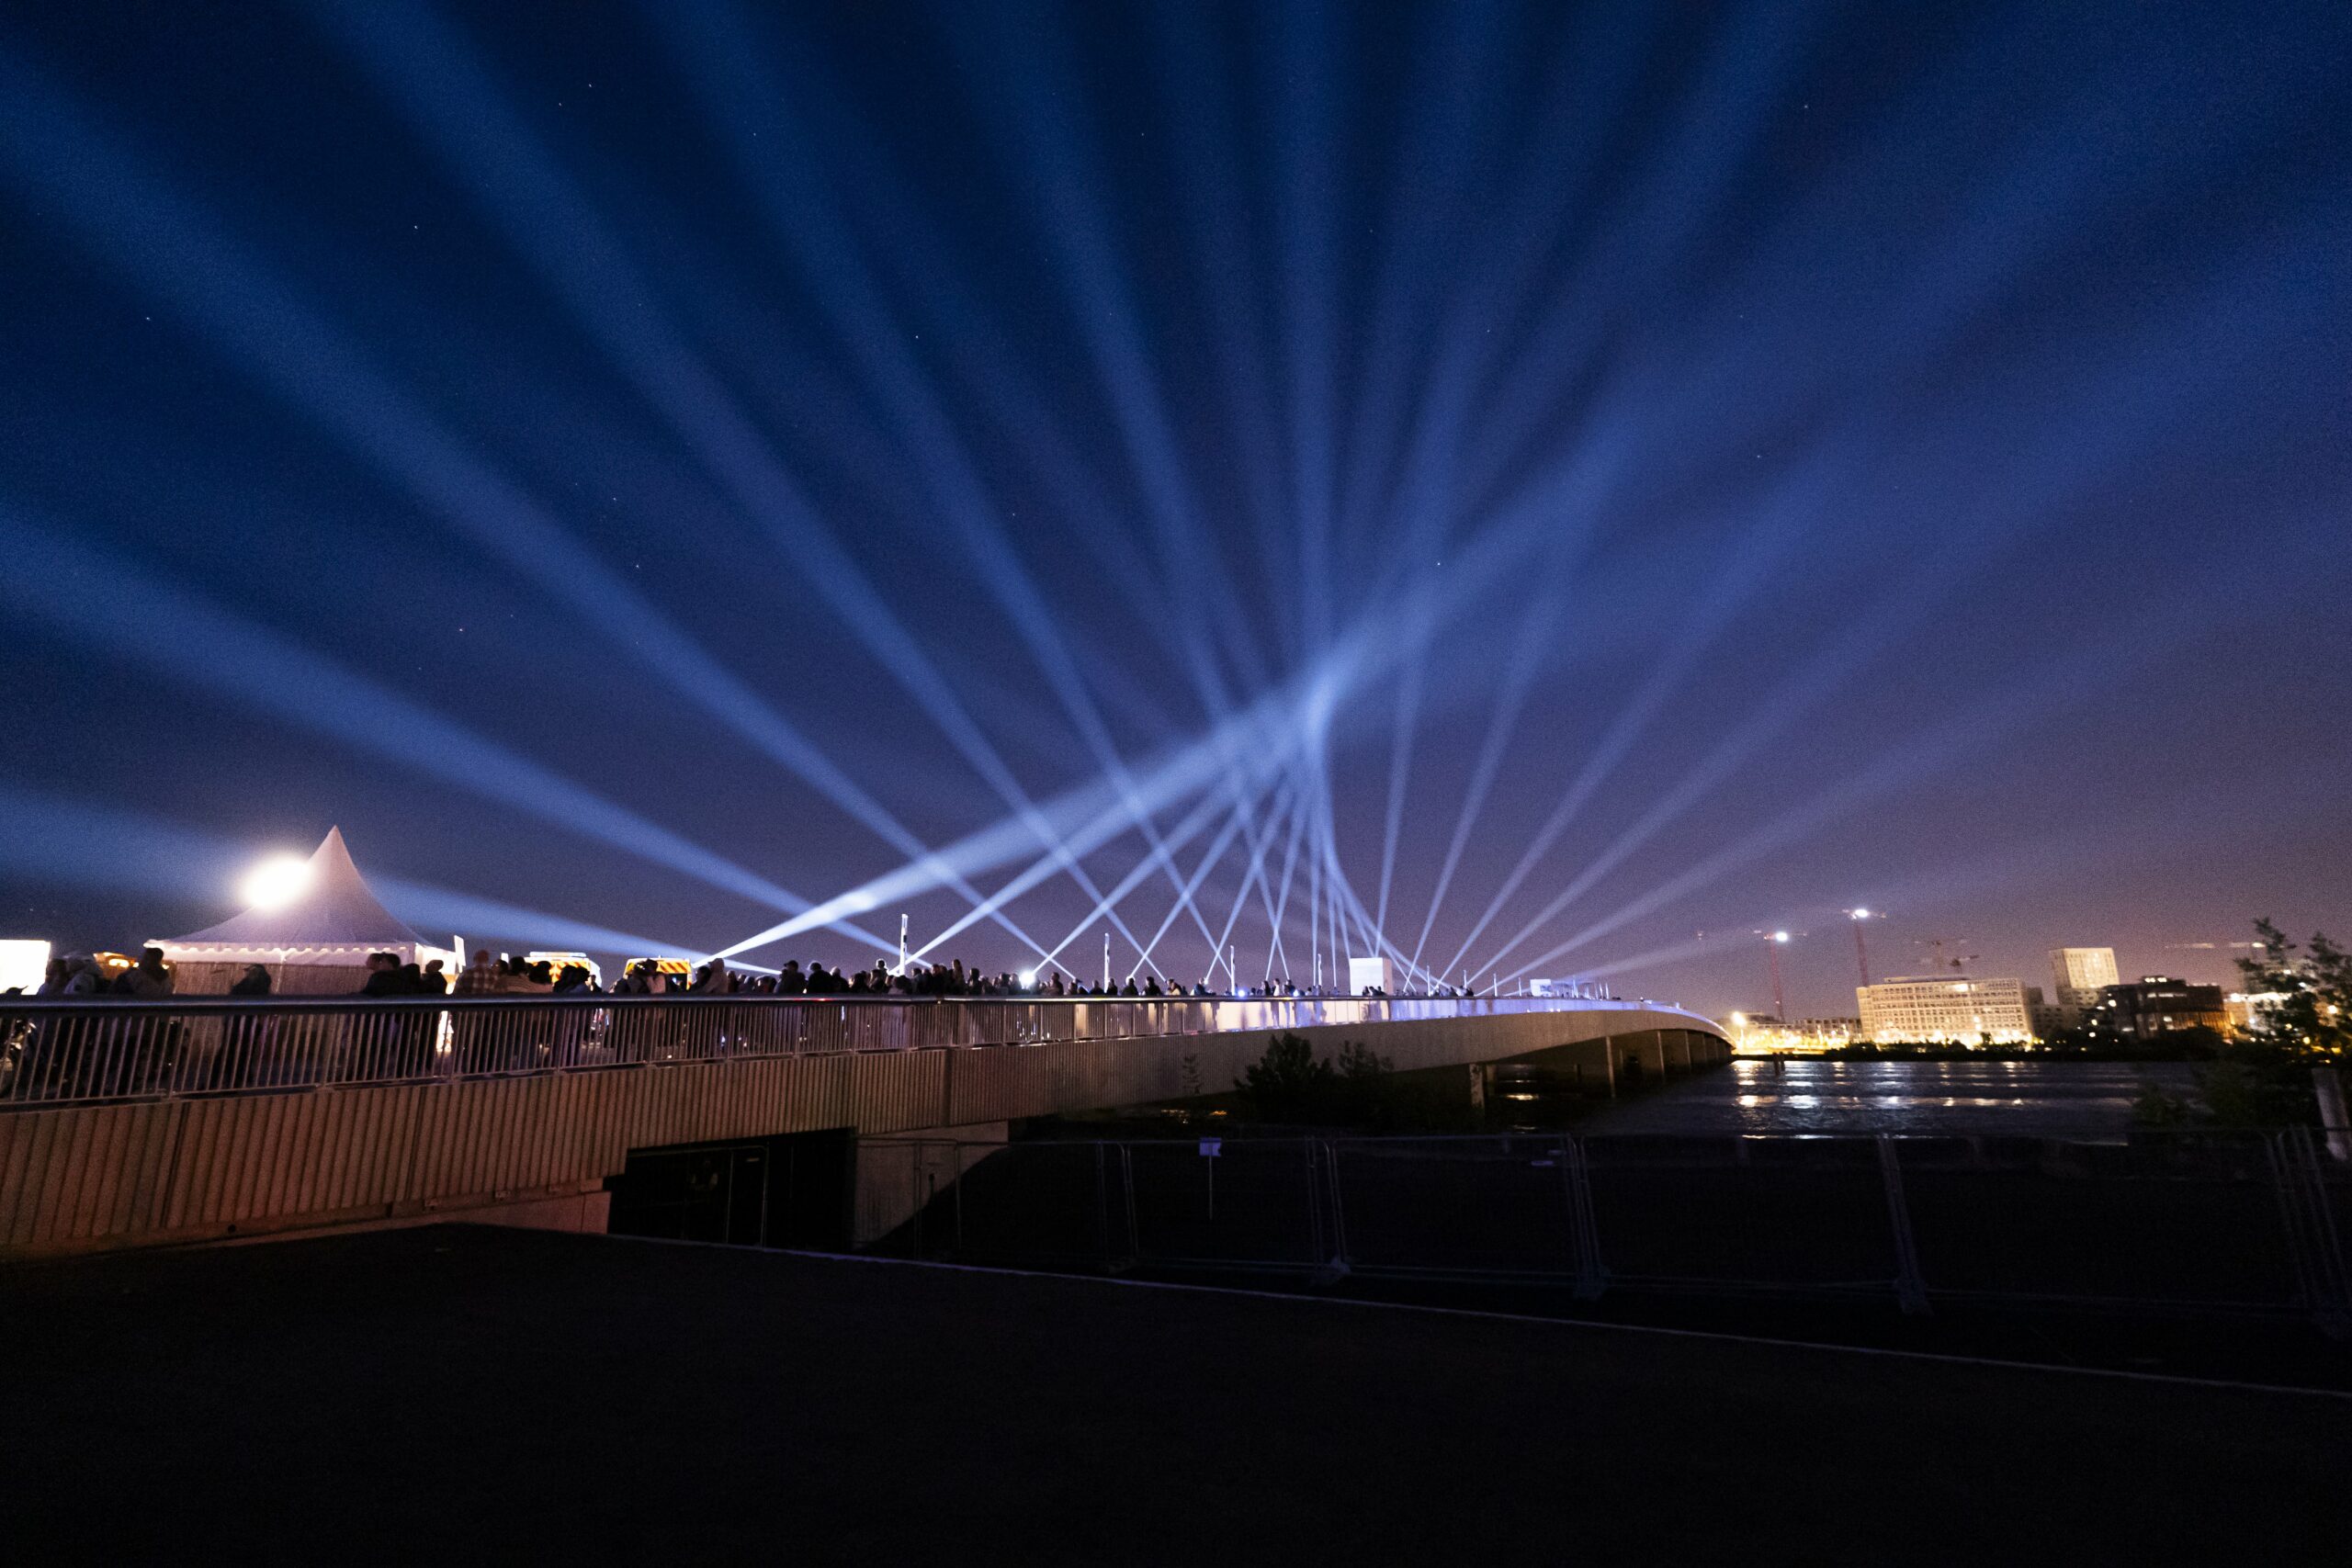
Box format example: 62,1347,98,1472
1093,1143,1111,1269
1321,1139,1350,1276
1876,1135,1931,1315
1559,1134,1606,1300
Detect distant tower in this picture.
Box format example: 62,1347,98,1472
1102,931,1112,991
897,914,910,976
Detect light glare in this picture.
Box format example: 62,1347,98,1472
241,853,311,910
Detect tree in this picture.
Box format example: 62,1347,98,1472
2235,919,2352,1057
1234,1035,1401,1126
2129,1076,2191,1127
1236,1032,1334,1122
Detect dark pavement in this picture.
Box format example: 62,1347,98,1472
6,1224,2349,1563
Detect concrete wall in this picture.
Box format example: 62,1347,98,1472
0,1007,1721,1259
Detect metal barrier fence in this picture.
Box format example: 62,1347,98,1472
0,995,1694,1108
869,1128,2352,1328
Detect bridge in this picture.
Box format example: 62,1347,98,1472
0,994,1724,1258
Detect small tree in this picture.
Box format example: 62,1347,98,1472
2235,919,2351,1057
2129,1077,2191,1128
1237,1032,1334,1122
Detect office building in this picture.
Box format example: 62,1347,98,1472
2086,976,2228,1042
1858,976,2041,1045
2048,947,2120,1015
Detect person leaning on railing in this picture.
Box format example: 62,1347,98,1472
38,956,104,997
117,948,175,999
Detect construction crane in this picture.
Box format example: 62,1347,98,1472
1844,908,1878,987
1752,929,1797,1019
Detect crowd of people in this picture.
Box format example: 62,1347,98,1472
33,949,175,998
17,947,1483,1002
600,957,1398,1000
503,955,1240,998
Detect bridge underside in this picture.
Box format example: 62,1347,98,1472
0,1009,1723,1259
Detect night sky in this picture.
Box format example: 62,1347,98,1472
4,0,2346,1018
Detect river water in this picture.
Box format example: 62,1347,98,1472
1581,1058,2199,1139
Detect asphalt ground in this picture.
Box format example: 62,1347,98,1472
6,1224,2349,1564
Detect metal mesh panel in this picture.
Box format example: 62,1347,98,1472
1125,1138,1326,1270
889,1129,2347,1326
1893,1130,2303,1309
1328,1136,1581,1278
1578,1134,1898,1291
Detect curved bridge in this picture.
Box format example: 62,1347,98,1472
0,995,1725,1258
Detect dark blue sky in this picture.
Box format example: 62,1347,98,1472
3,0,2346,1016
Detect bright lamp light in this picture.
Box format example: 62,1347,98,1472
1772,931,1790,942
241,853,311,910
1019,969,1038,987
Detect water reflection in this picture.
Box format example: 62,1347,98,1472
1587,1059,2197,1139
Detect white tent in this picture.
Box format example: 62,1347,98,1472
153,827,456,995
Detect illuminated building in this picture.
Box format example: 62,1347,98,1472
0,939,51,993
2048,946,2120,1016
1857,976,2041,1044
2225,991,2290,1037
1722,1014,1860,1053
2086,976,2227,1041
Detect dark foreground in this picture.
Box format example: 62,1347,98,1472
8,1226,2350,1564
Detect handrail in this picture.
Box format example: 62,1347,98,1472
0,994,1699,1015
0,994,1718,1109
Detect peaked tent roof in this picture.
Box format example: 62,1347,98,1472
170,827,429,949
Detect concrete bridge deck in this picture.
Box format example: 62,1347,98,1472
0,995,1724,1257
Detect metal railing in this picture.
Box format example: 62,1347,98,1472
0,994,1704,1108
866,1127,2352,1329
